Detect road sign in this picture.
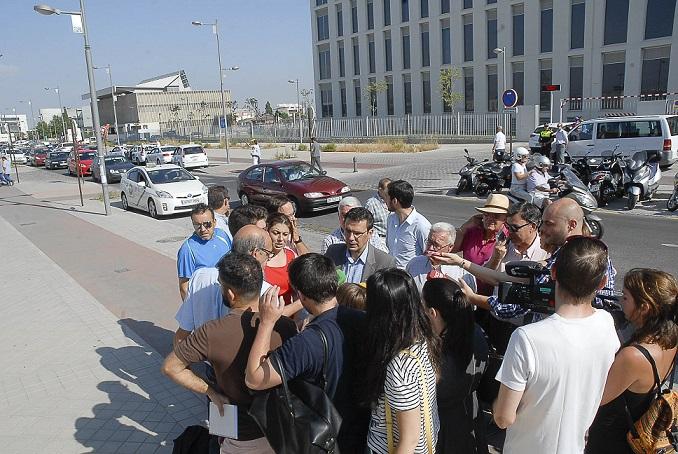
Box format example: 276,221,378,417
502,89,518,108
219,117,226,129
541,84,561,92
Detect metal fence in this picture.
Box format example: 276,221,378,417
560,93,678,121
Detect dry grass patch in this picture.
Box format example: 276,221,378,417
328,140,438,153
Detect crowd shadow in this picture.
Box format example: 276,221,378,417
119,318,175,357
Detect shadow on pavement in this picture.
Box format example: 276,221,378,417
119,319,175,358
0,195,105,215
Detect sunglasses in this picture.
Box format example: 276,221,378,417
192,221,213,230
257,247,276,259
506,222,531,233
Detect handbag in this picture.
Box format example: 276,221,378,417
385,349,434,454
625,345,678,454
248,327,342,454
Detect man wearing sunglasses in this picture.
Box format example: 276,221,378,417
177,204,233,301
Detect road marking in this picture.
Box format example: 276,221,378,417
662,244,678,248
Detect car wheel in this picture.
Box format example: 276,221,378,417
148,199,159,219
240,193,249,206
121,192,129,210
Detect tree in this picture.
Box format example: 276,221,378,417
36,121,50,139
245,98,259,117
439,67,464,113
277,111,289,120
363,80,388,116
265,101,273,115
225,100,238,125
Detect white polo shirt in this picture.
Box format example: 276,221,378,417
386,207,431,269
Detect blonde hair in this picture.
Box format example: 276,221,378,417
336,283,367,311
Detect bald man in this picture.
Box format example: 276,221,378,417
431,197,617,325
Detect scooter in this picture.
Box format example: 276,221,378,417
622,149,662,210
575,147,625,207
668,171,678,212
456,149,486,195
474,159,512,196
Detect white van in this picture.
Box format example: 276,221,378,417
567,115,678,167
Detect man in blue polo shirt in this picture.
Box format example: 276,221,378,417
177,204,231,301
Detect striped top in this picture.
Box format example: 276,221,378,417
367,342,439,454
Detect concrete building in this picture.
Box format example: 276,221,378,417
0,114,28,142
310,0,678,121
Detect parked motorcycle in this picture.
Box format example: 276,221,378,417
668,171,678,212
622,149,662,210
474,159,512,197
572,148,624,207
456,149,486,195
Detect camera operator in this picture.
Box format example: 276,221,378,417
431,198,617,323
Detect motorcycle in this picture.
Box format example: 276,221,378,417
622,149,662,210
474,159,512,197
572,148,624,207
668,171,678,212
456,149,486,195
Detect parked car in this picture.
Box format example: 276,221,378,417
237,160,351,214
171,144,209,169
92,153,135,183
129,145,147,165
567,115,678,168
45,151,70,169
29,148,49,166
5,150,27,165
67,149,97,176
146,146,178,166
119,164,208,218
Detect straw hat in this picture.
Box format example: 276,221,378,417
475,194,510,214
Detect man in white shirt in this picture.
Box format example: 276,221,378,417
364,177,391,240
553,123,569,165
509,147,530,202
492,125,507,161
492,236,620,454
208,185,232,240
385,180,431,268
406,222,476,293
321,196,388,254
250,139,261,165
527,155,558,208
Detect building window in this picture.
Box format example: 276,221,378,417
641,47,671,99
463,0,472,9
318,46,332,80
386,76,394,115
570,0,585,49
317,12,329,41
404,74,412,114
384,0,391,26
385,32,393,71
512,62,524,106
463,15,473,62
367,0,375,29
421,25,430,67
602,52,625,109
441,0,450,14
402,0,409,22
569,56,584,110
487,66,498,112
539,59,552,112
488,0,497,3
645,0,676,40
441,23,451,65
513,5,524,57
402,29,411,69
368,35,376,73
337,5,344,37
338,42,346,77
340,82,347,116
541,0,553,53
604,0,628,45
420,0,429,18
316,0,327,5
422,72,431,113
351,0,359,33
320,84,333,118
464,67,474,112
353,38,360,75
354,80,362,116
487,10,497,60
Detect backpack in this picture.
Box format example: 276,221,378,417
625,345,678,454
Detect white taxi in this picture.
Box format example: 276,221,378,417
120,164,208,218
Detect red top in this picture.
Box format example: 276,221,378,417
264,248,297,305
461,225,507,295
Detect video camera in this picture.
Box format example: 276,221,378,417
498,261,555,314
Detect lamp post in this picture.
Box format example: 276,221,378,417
93,64,120,145
192,19,231,163
19,100,36,140
493,47,507,114
35,2,111,216
288,79,303,145
45,86,67,141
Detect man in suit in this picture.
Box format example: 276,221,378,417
325,207,395,284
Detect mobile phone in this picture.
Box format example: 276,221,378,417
496,230,507,242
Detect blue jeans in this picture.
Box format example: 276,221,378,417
0,173,11,185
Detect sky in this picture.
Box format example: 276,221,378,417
0,0,314,124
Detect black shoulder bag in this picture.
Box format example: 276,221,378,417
248,327,343,454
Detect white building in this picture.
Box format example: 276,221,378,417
0,114,28,142
310,0,678,121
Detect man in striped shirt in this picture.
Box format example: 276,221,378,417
364,178,391,240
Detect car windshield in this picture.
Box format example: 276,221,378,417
278,163,322,181
147,168,194,184
105,157,128,165
183,146,204,155
53,152,69,159
161,147,176,152
79,152,96,160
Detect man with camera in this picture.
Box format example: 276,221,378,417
492,236,620,453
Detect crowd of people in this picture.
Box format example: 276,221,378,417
161,176,678,454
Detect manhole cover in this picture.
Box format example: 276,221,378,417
157,236,185,243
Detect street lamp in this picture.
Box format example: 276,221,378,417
493,47,507,113
288,79,302,145
44,86,66,141
93,64,120,145
35,1,111,216
19,100,36,140
192,19,231,163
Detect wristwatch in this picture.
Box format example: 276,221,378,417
294,237,303,244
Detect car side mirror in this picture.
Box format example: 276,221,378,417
137,181,146,187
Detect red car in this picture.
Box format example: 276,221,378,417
30,149,48,166
237,160,351,214
68,149,97,176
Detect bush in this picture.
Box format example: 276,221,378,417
297,143,308,151
322,143,336,152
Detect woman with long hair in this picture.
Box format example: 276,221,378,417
586,269,678,453
422,278,489,454
263,213,297,306
364,268,441,454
